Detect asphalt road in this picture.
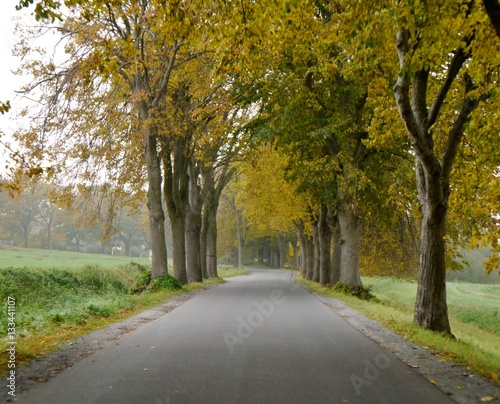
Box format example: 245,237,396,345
16,269,453,403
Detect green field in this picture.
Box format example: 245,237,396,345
0,246,152,270
298,275,500,383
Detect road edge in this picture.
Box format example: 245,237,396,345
312,292,500,404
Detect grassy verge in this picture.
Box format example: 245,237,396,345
0,263,248,372
296,276,500,385
0,246,152,269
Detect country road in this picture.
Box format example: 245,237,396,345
15,269,453,403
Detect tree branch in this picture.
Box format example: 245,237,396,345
427,46,469,129
483,0,500,38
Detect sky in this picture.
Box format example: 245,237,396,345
0,2,43,169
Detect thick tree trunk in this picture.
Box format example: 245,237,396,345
276,235,286,268
330,214,341,285
185,206,202,282
312,221,320,282
200,208,209,279
206,206,218,278
414,163,452,334
319,205,332,285
170,210,187,284
304,235,315,280
145,132,168,279
338,200,363,288
163,144,189,284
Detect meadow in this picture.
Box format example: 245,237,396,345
0,246,152,269
297,276,500,384
0,246,248,371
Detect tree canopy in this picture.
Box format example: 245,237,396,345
7,0,500,336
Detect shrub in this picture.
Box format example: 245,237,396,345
129,270,152,294
332,282,376,301
148,274,183,292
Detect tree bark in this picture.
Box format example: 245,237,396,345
206,204,219,278
185,205,202,282
184,160,205,283
393,27,481,335
414,170,451,333
235,210,247,268
330,213,341,285
312,220,320,282
276,234,286,268
318,204,332,285
304,234,315,281
338,200,363,288
164,149,189,284
169,210,187,284
296,224,307,276
145,131,168,279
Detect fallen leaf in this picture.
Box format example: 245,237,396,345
429,379,437,384
480,396,495,402
144,368,149,372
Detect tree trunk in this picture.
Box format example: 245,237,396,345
297,226,307,276
319,204,332,285
235,212,247,268
123,237,131,257
23,225,29,248
276,235,286,268
304,235,315,280
47,214,53,249
185,206,202,282
200,205,209,279
206,205,219,278
291,239,299,270
338,200,363,288
312,220,320,283
170,210,187,284
163,143,189,284
414,162,452,334
330,215,341,285
145,132,168,279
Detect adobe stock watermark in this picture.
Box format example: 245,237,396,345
5,296,17,398
222,270,301,353
349,353,391,395
223,289,286,353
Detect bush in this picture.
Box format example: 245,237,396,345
332,282,376,301
148,274,183,292
129,270,152,294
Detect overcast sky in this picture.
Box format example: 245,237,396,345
1,2,44,168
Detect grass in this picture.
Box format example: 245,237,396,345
0,248,250,373
296,275,500,385
0,245,152,269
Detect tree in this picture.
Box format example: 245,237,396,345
13,1,216,279
344,0,500,333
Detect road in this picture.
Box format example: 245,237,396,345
16,269,453,403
